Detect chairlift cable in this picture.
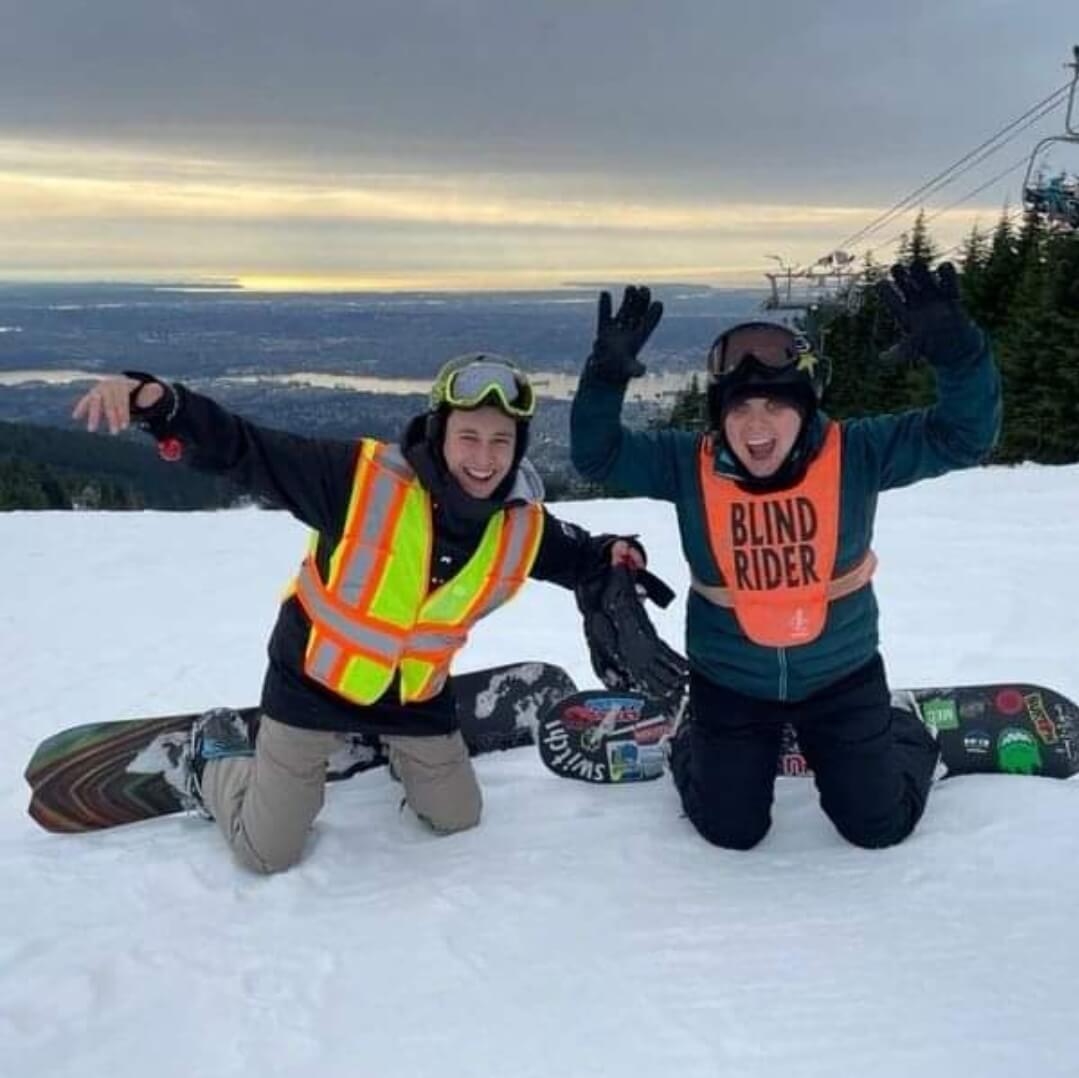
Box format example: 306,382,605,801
936,206,1024,261
906,96,1064,213
925,156,1031,225
884,78,1079,258
872,155,1031,257
829,81,1069,254
820,80,1071,258
865,98,1066,257
861,95,1069,254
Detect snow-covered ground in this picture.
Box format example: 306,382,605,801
3,466,1079,1078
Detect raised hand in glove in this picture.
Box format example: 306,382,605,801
584,285,664,386
876,260,983,367
576,564,688,706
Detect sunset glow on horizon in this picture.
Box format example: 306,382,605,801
0,136,1002,292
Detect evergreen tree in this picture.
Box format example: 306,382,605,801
0,456,71,510
0,420,239,510
655,374,708,432
659,214,1079,466
958,224,989,310
1002,221,1079,462
973,210,1022,332
906,209,939,265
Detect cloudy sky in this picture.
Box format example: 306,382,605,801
1,1,1075,290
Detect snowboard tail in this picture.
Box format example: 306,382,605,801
538,683,1079,784
26,661,576,833
26,711,234,833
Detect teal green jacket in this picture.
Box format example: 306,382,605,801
570,341,1002,701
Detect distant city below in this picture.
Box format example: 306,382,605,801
0,282,765,486
0,367,700,404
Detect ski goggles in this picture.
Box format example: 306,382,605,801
707,322,807,378
440,360,536,418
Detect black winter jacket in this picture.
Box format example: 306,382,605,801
142,384,619,737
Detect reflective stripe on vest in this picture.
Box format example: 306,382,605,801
697,423,867,647
294,440,544,704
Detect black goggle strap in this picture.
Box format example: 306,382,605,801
710,324,802,376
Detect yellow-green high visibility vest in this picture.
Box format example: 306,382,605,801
293,440,544,705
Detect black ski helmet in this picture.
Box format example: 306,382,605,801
705,320,830,428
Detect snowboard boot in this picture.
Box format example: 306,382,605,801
183,708,256,817
661,694,697,799
890,691,946,781
661,692,693,767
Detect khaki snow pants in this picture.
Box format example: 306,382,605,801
199,715,482,874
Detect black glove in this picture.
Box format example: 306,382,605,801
596,535,675,608
122,370,178,423
876,260,983,367
576,564,688,706
584,285,664,386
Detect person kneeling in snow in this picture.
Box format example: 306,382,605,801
73,355,648,873
570,264,1001,850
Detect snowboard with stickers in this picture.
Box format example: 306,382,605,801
537,683,1079,784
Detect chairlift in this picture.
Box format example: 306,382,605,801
763,252,861,312
1022,46,1079,229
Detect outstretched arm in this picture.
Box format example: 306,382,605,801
570,286,692,501
72,373,357,532
863,261,1001,489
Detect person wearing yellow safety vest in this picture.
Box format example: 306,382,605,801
570,263,1001,851
73,355,647,873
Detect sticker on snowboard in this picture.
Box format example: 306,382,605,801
538,683,1079,784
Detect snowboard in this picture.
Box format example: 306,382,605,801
537,683,1079,784
26,661,576,833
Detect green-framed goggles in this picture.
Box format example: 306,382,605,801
431,356,536,419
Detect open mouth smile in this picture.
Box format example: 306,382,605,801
745,436,777,462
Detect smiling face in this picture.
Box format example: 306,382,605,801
722,396,804,479
442,406,518,499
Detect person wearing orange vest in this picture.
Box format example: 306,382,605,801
570,262,1001,850
72,355,646,873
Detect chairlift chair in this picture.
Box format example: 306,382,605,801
1022,46,1079,229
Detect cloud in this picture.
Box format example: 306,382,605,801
0,1,1072,284
0,138,879,230
0,136,1004,287
1,2,1071,194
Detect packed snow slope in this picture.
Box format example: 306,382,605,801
3,464,1079,1078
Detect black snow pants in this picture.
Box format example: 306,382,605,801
668,654,939,850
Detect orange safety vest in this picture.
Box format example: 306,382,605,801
696,423,874,648
291,440,544,705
